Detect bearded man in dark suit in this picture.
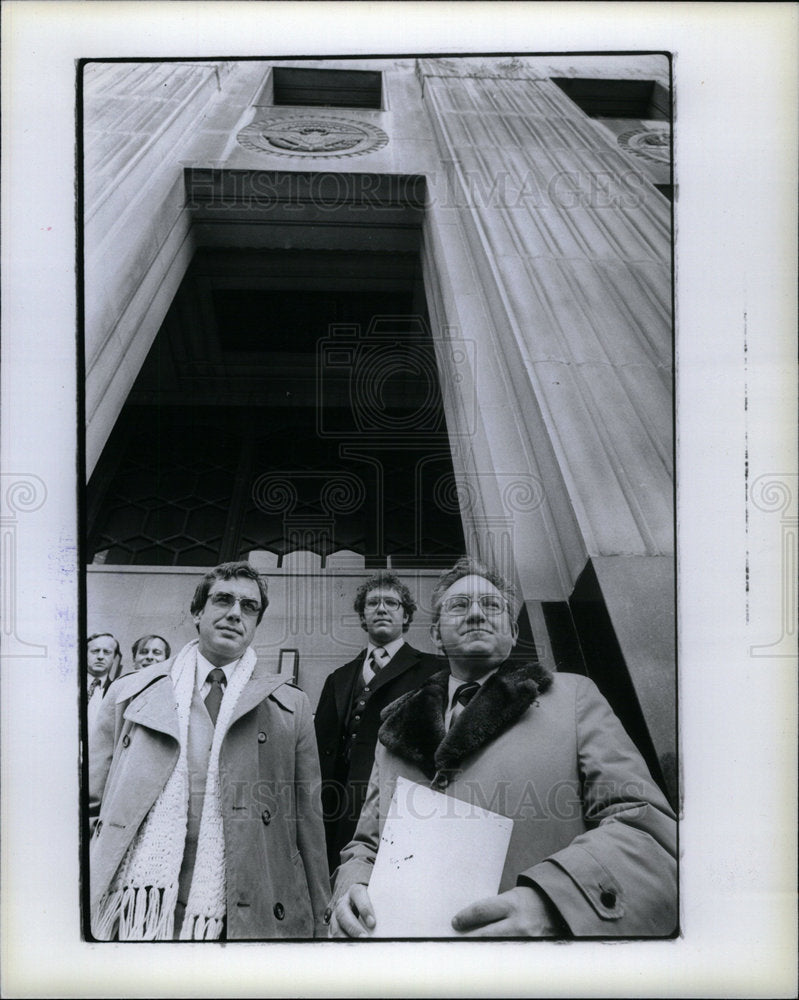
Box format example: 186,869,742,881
314,571,442,874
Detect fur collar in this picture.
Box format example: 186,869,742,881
378,659,553,781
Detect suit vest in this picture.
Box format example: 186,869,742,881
344,654,378,758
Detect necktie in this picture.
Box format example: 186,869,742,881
204,667,226,725
448,681,480,729
452,681,480,708
367,647,389,680
88,677,102,698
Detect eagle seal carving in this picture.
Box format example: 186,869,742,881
237,117,388,158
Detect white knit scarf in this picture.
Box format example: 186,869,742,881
91,639,256,941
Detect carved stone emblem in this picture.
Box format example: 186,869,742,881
237,116,388,158
617,127,671,165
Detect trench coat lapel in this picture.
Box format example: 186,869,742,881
117,659,295,739
121,675,180,742
227,663,296,728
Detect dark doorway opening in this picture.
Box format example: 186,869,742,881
87,248,466,569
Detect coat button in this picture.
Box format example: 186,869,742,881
121,734,130,748
257,731,267,743
363,687,370,694
353,715,361,722
261,808,272,825
273,902,285,920
599,889,617,908
323,907,332,925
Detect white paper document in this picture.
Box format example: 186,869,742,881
367,776,514,937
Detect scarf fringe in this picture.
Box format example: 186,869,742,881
91,641,256,941
93,884,178,941
179,914,225,941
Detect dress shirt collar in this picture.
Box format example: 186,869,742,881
196,649,242,690
446,666,499,706
444,666,499,730
362,635,405,684
366,635,405,663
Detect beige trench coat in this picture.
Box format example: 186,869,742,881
89,659,330,939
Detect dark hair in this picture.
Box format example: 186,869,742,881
430,556,519,624
190,561,269,624
353,571,416,633
131,634,172,660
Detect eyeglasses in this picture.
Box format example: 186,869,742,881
364,596,402,612
209,592,262,617
440,594,508,617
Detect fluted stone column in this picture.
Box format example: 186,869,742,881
83,61,263,474
418,58,674,778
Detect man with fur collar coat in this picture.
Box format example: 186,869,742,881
328,557,677,938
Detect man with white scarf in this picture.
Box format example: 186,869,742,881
89,561,330,940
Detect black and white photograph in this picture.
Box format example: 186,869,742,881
1,2,796,997
81,50,678,943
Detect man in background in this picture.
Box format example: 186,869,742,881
130,633,171,671
314,571,441,874
86,632,122,734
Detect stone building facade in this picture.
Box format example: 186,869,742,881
83,54,675,801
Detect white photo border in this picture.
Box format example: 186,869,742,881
1,2,796,997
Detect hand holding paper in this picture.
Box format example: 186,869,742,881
329,883,376,938
361,777,514,937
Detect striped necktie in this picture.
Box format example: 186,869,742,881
367,646,389,680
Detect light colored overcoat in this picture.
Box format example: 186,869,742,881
332,662,677,936
89,658,330,939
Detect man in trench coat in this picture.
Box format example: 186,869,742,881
89,561,329,940
329,556,677,938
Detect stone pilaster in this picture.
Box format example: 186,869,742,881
419,59,675,775
83,61,258,474
419,61,673,583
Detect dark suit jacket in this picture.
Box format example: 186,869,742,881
314,642,442,874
